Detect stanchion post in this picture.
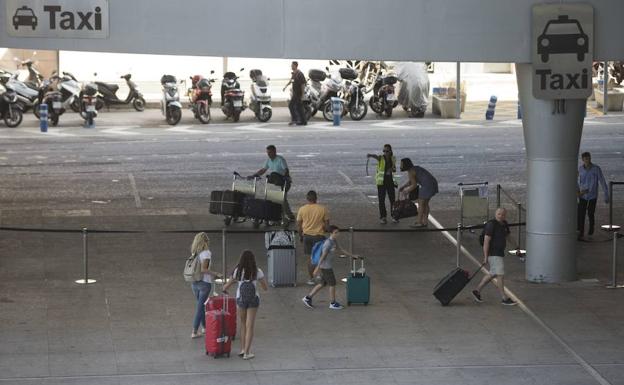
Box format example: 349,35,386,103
349,226,354,254
222,228,227,282
75,227,96,284
456,223,462,267
606,229,623,289
517,203,522,250
496,184,501,209
609,181,613,228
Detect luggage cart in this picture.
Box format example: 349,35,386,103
248,176,287,229
223,172,258,226
458,182,489,228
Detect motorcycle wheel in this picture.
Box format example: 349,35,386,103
132,97,146,112
385,106,393,118
166,106,182,125
369,96,382,113
51,114,59,126
349,100,368,121
304,105,313,122
70,99,81,113
4,107,23,127
32,102,40,118
232,110,241,123
258,107,272,122
198,104,211,124
95,97,105,111
310,105,318,118
322,102,333,121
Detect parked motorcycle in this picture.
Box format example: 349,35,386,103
95,73,145,111
160,74,182,125
33,72,81,118
248,69,272,122
1,70,39,113
340,68,367,120
188,71,215,124
0,83,24,127
395,62,430,118
320,68,350,121
220,68,246,122
79,82,99,127
302,68,326,120
35,77,64,126
19,59,43,89
369,71,399,117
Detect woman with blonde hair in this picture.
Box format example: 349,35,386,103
222,249,268,360
190,232,222,339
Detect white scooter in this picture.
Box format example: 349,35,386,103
160,74,182,125
248,69,272,122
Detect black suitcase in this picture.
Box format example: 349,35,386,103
433,265,483,306
209,190,224,215
243,198,282,221
221,190,245,217
391,200,418,220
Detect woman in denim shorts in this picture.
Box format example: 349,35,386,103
223,250,268,360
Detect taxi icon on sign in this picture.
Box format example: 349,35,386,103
12,6,38,30
537,15,588,63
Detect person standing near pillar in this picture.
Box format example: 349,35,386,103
472,208,517,306
577,152,610,240
367,144,397,224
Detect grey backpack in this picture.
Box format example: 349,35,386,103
183,253,202,282
239,281,257,303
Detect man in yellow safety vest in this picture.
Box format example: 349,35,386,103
367,144,398,224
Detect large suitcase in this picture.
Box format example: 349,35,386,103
266,231,297,287
205,295,237,339
209,190,245,217
432,265,482,306
205,308,233,358
209,190,223,215
243,198,282,221
391,200,418,220
347,258,370,305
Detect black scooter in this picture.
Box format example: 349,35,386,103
0,85,23,127
95,74,145,111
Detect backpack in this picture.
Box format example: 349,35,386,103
310,238,327,265
239,281,257,303
183,253,202,282
479,220,496,246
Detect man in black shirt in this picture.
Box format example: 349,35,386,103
286,61,307,126
472,208,517,306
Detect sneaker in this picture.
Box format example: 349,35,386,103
391,218,399,223
501,298,517,306
201,327,205,334
238,351,245,357
306,279,316,286
380,217,387,224
243,353,255,360
329,302,344,310
302,296,314,309
191,331,202,339
288,121,296,126
471,290,483,303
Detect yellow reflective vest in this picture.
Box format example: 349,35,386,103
375,155,396,186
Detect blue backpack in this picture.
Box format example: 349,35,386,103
310,238,327,265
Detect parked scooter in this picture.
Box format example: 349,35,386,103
220,68,246,122
79,82,99,127
1,70,39,113
33,72,81,118
248,69,272,122
0,83,24,127
369,71,399,117
188,71,215,124
302,68,327,121
35,77,64,126
160,74,182,125
320,68,347,121
19,59,43,89
95,73,145,111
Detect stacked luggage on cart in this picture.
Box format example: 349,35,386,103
210,172,283,227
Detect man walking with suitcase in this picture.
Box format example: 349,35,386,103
472,208,517,306
297,190,330,285
252,144,295,221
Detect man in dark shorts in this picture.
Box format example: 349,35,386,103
297,190,330,285
302,226,357,310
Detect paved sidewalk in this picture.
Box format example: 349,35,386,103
1,202,623,385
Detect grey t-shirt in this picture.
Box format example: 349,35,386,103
318,238,337,269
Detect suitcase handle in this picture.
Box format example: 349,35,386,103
351,256,365,277
469,263,487,281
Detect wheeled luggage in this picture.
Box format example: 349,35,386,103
347,258,370,305
205,295,237,339
205,297,234,358
243,198,282,221
391,200,418,220
432,265,482,306
209,190,245,217
266,231,296,287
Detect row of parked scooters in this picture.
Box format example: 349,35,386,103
0,59,146,128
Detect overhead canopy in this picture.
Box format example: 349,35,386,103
1,0,623,61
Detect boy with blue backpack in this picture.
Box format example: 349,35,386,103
302,225,357,310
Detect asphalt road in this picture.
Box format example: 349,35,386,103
0,109,623,226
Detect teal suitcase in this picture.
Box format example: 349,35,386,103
346,258,370,306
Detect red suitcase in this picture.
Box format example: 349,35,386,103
205,308,233,358
205,295,237,339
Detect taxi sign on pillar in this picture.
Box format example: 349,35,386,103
532,4,593,100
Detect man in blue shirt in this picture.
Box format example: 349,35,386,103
577,152,610,240
252,145,295,221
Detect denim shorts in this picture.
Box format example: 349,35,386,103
237,296,260,309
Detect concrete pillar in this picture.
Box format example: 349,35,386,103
515,63,586,283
